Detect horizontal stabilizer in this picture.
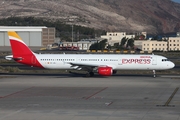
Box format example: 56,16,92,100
5,55,13,60
5,55,22,61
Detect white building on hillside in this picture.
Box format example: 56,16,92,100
101,32,135,45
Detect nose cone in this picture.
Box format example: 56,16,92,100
169,62,175,69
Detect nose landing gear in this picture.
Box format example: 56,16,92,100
153,70,156,78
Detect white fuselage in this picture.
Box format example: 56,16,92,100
33,54,174,70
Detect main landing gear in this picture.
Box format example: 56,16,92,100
86,71,94,77
153,70,156,78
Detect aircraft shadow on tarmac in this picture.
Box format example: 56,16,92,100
0,72,156,78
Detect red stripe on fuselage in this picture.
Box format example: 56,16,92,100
10,40,44,68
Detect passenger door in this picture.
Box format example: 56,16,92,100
118,58,122,65
152,56,157,65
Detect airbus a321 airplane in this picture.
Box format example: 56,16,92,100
5,31,175,77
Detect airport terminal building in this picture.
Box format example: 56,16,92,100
0,26,55,47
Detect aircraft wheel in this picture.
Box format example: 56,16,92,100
89,72,94,77
113,70,117,74
85,73,90,77
86,72,94,77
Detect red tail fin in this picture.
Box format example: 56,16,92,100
8,31,33,57
8,31,43,68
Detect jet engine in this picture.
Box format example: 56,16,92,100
97,66,113,76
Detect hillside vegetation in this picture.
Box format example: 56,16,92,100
0,0,180,33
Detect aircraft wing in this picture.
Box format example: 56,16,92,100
68,62,110,71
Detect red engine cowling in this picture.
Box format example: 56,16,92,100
98,66,113,76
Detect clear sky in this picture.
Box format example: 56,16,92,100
172,0,180,3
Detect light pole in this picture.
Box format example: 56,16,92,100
72,24,73,42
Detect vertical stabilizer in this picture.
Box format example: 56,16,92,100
8,31,33,57
7,31,43,68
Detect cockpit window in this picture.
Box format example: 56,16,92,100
162,59,169,62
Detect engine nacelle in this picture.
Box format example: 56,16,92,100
98,66,113,76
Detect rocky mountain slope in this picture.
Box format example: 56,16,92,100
0,0,180,33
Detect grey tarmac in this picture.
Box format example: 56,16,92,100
0,74,180,120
